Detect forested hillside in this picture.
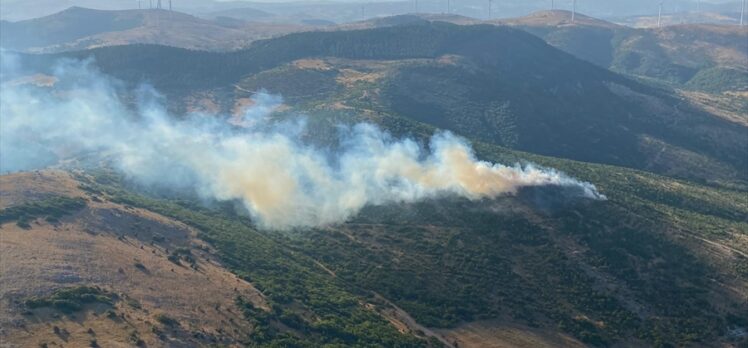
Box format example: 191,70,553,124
33,134,746,347
503,11,748,88
15,22,747,187
3,17,747,348
0,6,308,53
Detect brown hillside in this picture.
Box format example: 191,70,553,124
0,170,267,347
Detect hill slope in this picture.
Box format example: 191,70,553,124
0,170,432,347
500,10,748,87
2,20,747,348
0,171,267,347
19,22,745,186
0,6,309,52
2,139,745,346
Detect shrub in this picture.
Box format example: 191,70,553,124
25,286,113,314
133,262,147,271
0,196,86,228
155,313,179,327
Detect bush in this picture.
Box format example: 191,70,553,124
155,313,179,327
167,248,197,268
26,286,113,314
133,262,147,271
0,196,86,228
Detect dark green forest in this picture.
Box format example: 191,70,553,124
3,18,746,348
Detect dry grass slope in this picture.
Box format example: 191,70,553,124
0,171,267,347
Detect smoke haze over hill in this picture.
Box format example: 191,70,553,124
1,0,743,23
0,55,603,229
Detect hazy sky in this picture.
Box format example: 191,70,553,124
0,0,743,22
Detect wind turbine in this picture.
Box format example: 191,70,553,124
551,0,555,10
488,0,493,19
741,0,746,26
571,0,576,22
658,2,663,28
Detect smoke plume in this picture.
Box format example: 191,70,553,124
0,55,605,229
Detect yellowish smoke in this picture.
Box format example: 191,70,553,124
0,56,604,230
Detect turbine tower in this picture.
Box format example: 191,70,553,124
658,2,663,28
741,0,746,26
551,0,555,10
571,0,576,22
169,0,172,11
156,0,162,9
488,0,493,19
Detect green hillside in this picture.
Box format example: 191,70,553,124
19,22,747,187
70,170,434,347
71,131,748,346
0,7,145,50
506,12,748,87
3,16,748,348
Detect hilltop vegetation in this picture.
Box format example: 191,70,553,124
0,6,309,53
2,139,744,346
2,11,746,348
295,139,748,346
5,7,744,96
25,286,114,314
65,131,748,347
0,195,86,228
16,22,746,188
74,171,434,347
503,11,748,89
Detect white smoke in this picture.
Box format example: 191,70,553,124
0,55,605,230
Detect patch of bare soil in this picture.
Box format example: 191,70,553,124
335,68,387,88
436,320,587,348
292,59,332,71
0,170,84,209
370,293,456,347
231,97,255,118
0,171,267,347
3,74,58,88
184,93,221,115
679,90,748,127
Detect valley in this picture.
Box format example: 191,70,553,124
1,3,747,348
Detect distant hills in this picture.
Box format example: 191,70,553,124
3,0,745,24
2,7,748,348
16,22,745,187
0,7,311,52
617,11,744,28
6,7,744,98
499,10,748,88
3,8,744,185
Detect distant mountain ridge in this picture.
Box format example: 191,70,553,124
499,10,748,87
4,6,745,93
15,21,746,187
0,7,146,50
0,6,311,52
3,13,747,348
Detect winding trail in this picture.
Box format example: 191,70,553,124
309,257,455,347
